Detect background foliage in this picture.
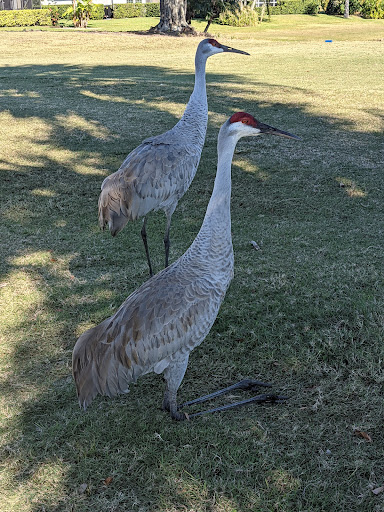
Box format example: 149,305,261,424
0,8,50,27
1,0,384,28
1,13,384,512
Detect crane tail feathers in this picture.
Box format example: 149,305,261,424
72,323,130,409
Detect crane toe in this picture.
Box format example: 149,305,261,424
170,410,190,421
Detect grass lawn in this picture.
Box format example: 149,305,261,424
1,14,384,512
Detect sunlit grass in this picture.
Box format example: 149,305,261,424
0,16,384,512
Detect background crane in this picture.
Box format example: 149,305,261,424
73,112,299,420
98,38,249,276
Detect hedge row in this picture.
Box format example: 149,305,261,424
4,2,382,26
0,3,160,27
360,0,384,17
45,3,160,20
113,3,145,18
326,0,384,17
0,8,51,26
91,4,106,19
268,0,384,17
113,3,160,19
217,0,320,23
42,3,159,22
145,3,160,16
268,0,318,14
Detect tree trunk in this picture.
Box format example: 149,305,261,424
259,2,266,22
204,16,213,34
150,0,196,34
344,0,349,17
72,0,78,27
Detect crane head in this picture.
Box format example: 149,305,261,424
228,112,300,140
199,38,250,57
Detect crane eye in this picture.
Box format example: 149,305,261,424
242,119,250,124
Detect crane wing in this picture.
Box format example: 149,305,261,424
72,267,224,408
98,139,201,236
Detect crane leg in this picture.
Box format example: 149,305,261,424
164,208,174,268
164,232,170,268
141,217,153,277
162,354,189,421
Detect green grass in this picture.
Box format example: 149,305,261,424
1,15,384,512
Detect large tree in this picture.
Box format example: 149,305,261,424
151,0,196,34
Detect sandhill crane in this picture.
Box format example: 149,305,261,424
98,38,249,276
73,112,299,420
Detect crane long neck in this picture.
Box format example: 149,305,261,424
193,52,208,99
177,52,208,129
204,130,236,221
185,127,237,271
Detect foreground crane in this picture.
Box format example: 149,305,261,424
98,38,249,276
73,112,299,420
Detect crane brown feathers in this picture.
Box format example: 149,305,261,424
72,268,224,410
72,322,112,409
98,178,133,236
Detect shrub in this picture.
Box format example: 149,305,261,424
0,9,51,27
114,4,146,19
47,2,159,22
90,4,105,20
269,0,316,14
46,6,60,25
325,0,343,13
187,0,235,23
326,0,362,14
62,0,97,28
320,0,330,10
218,6,259,26
145,3,160,17
43,4,104,22
304,0,320,13
43,5,72,21
360,0,384,17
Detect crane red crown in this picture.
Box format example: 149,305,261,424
208,39,221,47
229,112,257,127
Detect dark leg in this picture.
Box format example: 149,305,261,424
141,217,153,277
178,378,288,418
179,378,273,409
164,210,173,268
187,393,289,418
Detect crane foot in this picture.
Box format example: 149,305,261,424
170,409,190,421
178,378,273,409
177,378,288,418
186,394,288,418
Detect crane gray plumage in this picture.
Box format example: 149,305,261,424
73,112,299,420
98,38,249,275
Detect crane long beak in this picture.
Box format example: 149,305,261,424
220,44,250,56
258,122,301,140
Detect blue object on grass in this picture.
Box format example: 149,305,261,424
325,40,333,42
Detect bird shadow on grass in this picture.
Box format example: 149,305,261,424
1,61,384,512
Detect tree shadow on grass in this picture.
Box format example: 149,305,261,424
1,61,384,511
